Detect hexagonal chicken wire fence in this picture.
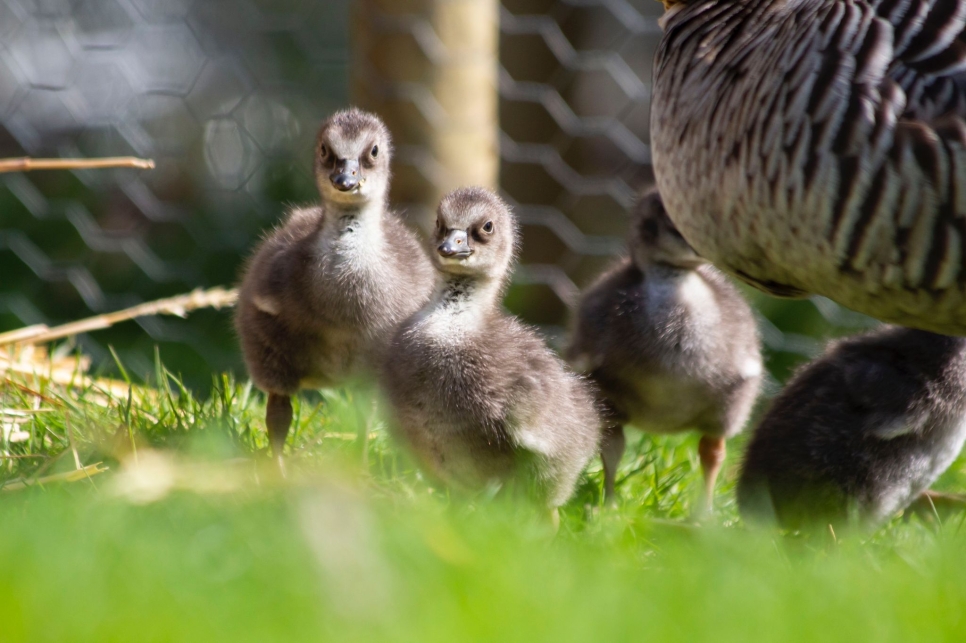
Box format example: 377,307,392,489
0,0,872,390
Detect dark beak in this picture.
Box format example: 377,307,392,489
330,158,361,192
438,229,472,258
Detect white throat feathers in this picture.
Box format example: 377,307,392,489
417,274,504,343
316,199,387,264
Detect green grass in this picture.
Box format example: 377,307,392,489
2,354,966,642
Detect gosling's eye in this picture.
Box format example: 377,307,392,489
319,144,328,158
482,221,494,233
371,145,379,158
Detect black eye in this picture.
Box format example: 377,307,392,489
319,144,328,158
371,145,379,158
642,218,660,238
482,221,494,233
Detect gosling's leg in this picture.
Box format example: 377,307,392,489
601,424,626,504
908,489,966,524
920,489,966,507
697,435,726,514
266,393,293,472
354,395,378,469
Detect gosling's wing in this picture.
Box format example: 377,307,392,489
841,353,931,439
564,263,637,373
565,305,606,375
238,205,322,312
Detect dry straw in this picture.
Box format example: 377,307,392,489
0,287,238,347
0,155,238,490
0,156,155,173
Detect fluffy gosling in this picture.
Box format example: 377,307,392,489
382,187,601,515
568,189,762,509
738,327,966,533
235,108,434,461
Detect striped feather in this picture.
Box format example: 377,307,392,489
652,0,966,331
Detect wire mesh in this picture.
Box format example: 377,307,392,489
0,0,873,389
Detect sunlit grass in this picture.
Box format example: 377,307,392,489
2,352,966,642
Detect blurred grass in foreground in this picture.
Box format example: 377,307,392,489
2,356,966,642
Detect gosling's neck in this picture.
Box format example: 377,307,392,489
321,193,387,238
312,195,389,276
433,273,505,313
419,270,508,343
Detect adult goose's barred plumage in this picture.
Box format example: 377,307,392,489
652,0,966,333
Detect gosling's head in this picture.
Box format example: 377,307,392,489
630,189,705,270
433,187,519,280
314,108,392,206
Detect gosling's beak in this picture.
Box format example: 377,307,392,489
330,158,361,192
677,246,708,269
438,229,472,259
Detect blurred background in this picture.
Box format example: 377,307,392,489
0,0,875,391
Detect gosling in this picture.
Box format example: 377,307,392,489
738,327,966,533
235,108,434,459
567,189,762,509
382,187,601,514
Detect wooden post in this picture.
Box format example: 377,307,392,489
351,0,500,225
